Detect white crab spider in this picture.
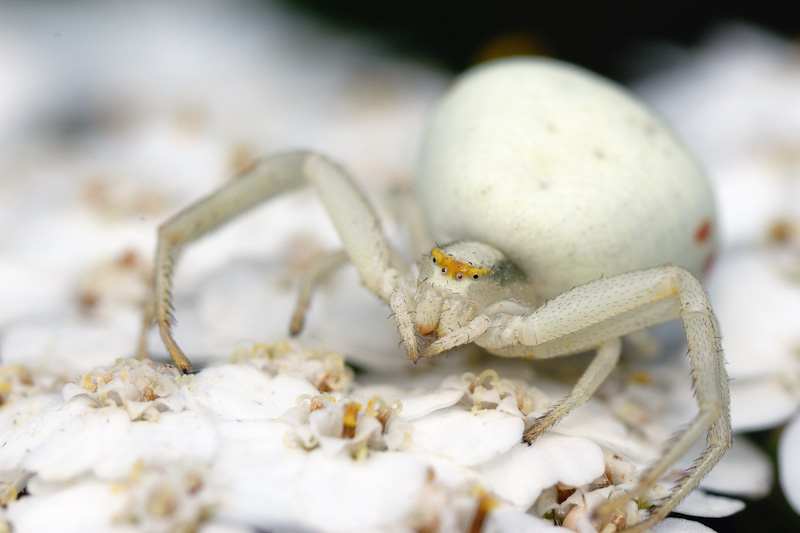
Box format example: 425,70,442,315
141,57,730,532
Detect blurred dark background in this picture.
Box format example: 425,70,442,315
282,0,799,81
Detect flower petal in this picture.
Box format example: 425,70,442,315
192,365,318,420
673,490,745,518
652,517,719,532
778,412,800,514
408,407,523,466
479,435,605,508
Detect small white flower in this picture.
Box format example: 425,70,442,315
64,358,186,421
779,413,800,515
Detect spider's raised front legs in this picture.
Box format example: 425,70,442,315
402,264,729,530
481,266,729,531
139,151,406,371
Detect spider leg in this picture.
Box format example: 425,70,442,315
289,250,348,336
476,265,730,531
143,151,404,371
418,315,492,359
137,294,156,361
291,245,411,336
389,289,421,362
523,337,621,442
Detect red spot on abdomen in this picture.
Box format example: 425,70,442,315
694,219,712,245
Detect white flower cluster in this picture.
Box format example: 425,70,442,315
3,342,728,533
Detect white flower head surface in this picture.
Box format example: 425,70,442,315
2,336,760,533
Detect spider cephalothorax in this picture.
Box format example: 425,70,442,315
413,243,534,340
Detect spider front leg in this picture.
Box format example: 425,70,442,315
290,246,412,337
140,151,406,372
523,337,622,442
477,265,730,531
418,314,493,359
389,290,422,362
414,312,621,438
289,250,349,336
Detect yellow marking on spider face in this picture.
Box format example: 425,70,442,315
431,248,490,280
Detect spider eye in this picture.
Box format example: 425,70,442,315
473,274,479,279
456,273,463,280
441,267,447,273
432,257,436,263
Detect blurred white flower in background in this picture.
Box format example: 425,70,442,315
0,2,798,532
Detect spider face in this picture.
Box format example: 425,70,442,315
420,242,498,289
429,247,491,281
414,242,504,336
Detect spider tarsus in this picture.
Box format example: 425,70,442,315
522,424,545,444
289,318,303,337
